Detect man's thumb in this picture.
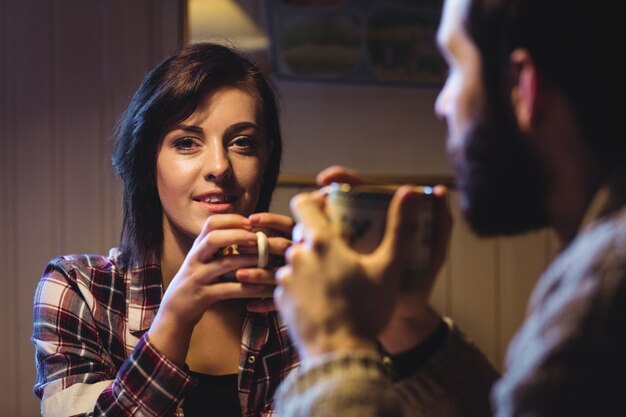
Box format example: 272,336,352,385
377,186,421,270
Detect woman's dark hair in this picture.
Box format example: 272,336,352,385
111,43,283,268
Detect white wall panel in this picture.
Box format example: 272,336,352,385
0,0,19,412
10,1,57,413
277,81,450,178
447,193,500,363
0,1,181,415
54,0,105,254
498,231,547,367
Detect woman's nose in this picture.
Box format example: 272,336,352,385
203,146,231,181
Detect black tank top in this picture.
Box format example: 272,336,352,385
184,372,241,417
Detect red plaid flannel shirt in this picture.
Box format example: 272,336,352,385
32,249,299,417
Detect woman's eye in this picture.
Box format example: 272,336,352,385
230,136,257,152
173,137,198,151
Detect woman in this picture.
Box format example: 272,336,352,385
32,43,299,417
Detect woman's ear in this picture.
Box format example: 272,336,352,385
510,49,537,133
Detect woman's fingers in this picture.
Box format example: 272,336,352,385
192,253,260,283
236,267,279,285
195,229,258,262
201,281,274,302
196,213,251,242
248,212,295,236
237,235,292,257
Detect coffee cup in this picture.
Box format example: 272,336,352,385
217,229,275,282
322,182,435,290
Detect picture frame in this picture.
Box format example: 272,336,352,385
277,173,454,188
266,0,445,87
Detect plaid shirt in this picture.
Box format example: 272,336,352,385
32,249,300,417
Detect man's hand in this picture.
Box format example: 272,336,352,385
274,166,428,362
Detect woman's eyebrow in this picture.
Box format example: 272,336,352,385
173,124,204,134
225,121,259,136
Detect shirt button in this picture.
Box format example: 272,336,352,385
247,355,256,364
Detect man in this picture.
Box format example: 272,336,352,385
273,0,625,416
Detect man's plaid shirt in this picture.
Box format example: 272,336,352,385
32,249,299,417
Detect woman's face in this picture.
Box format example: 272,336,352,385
156,86,272,244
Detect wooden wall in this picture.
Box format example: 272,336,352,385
0,1,559,415
0,1,181,415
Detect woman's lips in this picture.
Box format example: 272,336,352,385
196,200,234,213
194,193,237,213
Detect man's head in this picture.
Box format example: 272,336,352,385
435,0,616,238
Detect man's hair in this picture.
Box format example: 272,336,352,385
465,0,617,161
111,43,283,268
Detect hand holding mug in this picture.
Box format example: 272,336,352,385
317,166,453,354
275,179,425,360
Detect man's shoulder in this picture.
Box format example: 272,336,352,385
543,205,626,290
524,204,626,339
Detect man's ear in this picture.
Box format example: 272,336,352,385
510,49,537,133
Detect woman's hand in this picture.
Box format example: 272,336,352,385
148,214,274,365
242,212,296,313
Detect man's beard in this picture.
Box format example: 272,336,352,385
451,108,551,237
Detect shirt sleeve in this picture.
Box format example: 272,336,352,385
491,252,626,417
32,260,194,417
274,351,403,417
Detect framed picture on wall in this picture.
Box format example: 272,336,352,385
267,0,445,87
